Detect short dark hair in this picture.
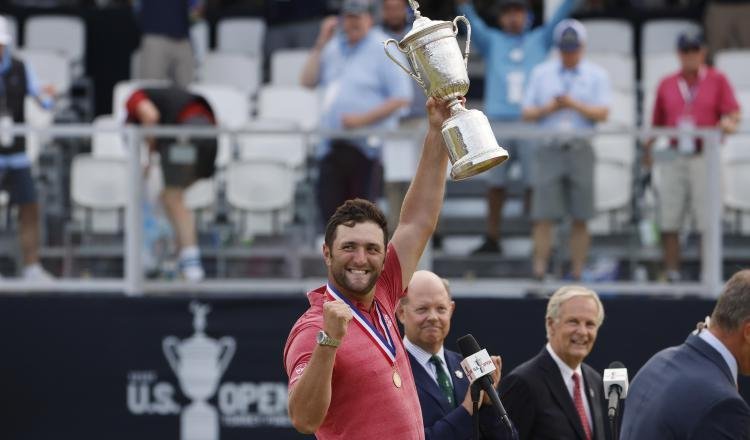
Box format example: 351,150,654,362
712,270,750,331
324,198,388,248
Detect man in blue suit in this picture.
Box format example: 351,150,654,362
396,270,518,439
620,269,750,440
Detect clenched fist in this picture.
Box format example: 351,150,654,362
323,300,353,341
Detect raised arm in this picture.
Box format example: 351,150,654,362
455,0,497,54
390,97,454,288
540,0,581,44
300,16,338,88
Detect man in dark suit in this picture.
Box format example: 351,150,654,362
498,286,608,440
396,270,518,440
620,270,750,440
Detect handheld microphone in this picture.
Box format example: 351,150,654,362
603,361,629,420
457,334,512,429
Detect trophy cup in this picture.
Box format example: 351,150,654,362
384,0,509,180
164,302,236,440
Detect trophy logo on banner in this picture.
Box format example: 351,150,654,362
163,301,236,440
384,0,509,180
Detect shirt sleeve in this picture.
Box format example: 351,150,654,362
718,73,740,116
24,63,54,110
377,243,405,311
522,66,542,109
651,82,666,127
284,322,318,388
125,89,148,121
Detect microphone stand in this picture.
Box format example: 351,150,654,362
471,383,481,440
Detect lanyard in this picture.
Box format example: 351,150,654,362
325,283,396,364
677,68,706,110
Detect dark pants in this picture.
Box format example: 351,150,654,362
316,140,382,227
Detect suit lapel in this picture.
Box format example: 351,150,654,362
446,350,469,406
407,351,453,413
538,349,587,440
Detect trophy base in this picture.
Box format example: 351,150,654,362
442,108,509,180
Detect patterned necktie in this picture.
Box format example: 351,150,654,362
429,355,455,407
572,372,593,440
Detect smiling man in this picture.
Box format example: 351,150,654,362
497,286,608,440
283,97,455,439
397,270,518,439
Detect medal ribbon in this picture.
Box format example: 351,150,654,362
326,283,396,364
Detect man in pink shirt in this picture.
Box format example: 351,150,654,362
283,95,457,439
644,30,741,282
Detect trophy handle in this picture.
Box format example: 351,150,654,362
453,16,472,69
217,337,236,375
383,39,425,88
162,336,181,375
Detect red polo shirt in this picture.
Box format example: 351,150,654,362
283,244,425,440
651,66,740,152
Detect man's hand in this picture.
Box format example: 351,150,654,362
719,114,739,134
482,356,502,405
322,300,353,341
315,16,339,50
341,113,368,129
426,97,463,133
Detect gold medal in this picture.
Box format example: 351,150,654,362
392,369,402,388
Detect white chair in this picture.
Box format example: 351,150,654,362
642,53,679,93
641,19,701,56
225,159,295,238
737,89,750,126
129,48,142,79
270,49,310,86
92,114,127,158
593,134,636,165
198,52,261,98
24,15,86,75
69,154,129,234
715,50,750,90
216,17,266,58
185,177,217,227
603,90,636,128
723,134,750,234
16,49,72,95
237,119,308,177
190,83,252,167
581,19,633,55
256,85,320,131
591,160,633,234
588,53,635,92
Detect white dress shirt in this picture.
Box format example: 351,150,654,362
404,337,454,387
699,328,739,385
546,343,593,429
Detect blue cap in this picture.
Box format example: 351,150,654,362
554,19,587,52
677,29,705,51
341,0,374,15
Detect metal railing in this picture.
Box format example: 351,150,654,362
0,122,739,298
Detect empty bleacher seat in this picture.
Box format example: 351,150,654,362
237,119,308,178
190,20,210,66
589,53,635,92
715,50,750,90
216,17,266,58
256,85,320,131
197,52,261,97
581,19,633,55
591,134,636,234
723,135,750,234
24,15,86,75
91,115,127,158
3,15,18,50
642,52,679,92
270,49,310,86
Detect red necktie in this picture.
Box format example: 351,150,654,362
572,372,593,440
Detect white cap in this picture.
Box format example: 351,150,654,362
0,16,12,46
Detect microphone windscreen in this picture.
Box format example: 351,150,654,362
608,361,625,369
457,334,482,358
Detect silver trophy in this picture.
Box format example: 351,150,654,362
384,0,509,180
164,301,236,440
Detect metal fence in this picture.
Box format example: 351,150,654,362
0,122,740,298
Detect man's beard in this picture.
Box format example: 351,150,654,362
331,266,380,297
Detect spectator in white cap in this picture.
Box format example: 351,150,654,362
521,18,611,281
0,15,56,280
